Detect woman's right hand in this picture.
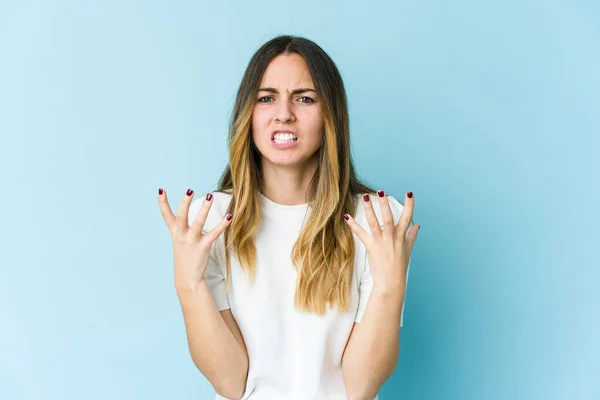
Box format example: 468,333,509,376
158,189,233,291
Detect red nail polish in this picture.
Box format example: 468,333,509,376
186,189,194,196
407,192,413,198
206,193,213,201
363,194,369,202
377,190,384,198
226,214,233,221
158,188,163,195
344,214,349,220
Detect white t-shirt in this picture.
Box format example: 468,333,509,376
187,189,410,400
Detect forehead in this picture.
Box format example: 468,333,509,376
259,53,314,88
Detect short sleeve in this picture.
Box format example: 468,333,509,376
187,195,230,311
204,252,230,311
354,194,412,326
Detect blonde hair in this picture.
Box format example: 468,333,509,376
215,35,378,315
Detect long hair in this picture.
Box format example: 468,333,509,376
215,35,378,315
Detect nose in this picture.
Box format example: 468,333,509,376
275,98,295,123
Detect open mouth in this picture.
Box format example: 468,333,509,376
272,134,298,144
272,137,298,143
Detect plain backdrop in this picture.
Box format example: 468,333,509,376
1,0,598,399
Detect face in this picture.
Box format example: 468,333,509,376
251,53,324,169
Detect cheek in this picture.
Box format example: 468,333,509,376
310,116,325,141
252,110,271,134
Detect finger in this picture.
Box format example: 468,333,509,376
202,212,234,245
190,192,214,237
376,190,395,238
343,213,371,246
158,188,176,229
396,191,415,237
175,188,195,232
406,224,420,250
362,193,382,238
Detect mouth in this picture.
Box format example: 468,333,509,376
271,131,298,143
271,136,298,142
271,130,297,139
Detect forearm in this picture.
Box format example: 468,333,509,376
176,280,249,399
342,284,406,400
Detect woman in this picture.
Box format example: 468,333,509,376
158,35,420,400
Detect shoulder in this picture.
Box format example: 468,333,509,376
353,192,405,233
187,189,234,232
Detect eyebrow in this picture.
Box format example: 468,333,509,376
258,87,317,95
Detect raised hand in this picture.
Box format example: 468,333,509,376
344,190,420,291
158,188,233,291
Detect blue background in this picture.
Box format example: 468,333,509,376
1,1,598,399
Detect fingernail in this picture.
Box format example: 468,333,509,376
226,214,233,221
344,214,350,221
363,194,369,202
206,193,213,201
407,192,413,198
158,188,163,195
186,189,194,196
377,190,385,198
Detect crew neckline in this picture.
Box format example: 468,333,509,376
258,191,310,211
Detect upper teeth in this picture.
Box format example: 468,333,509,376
274,133,296,140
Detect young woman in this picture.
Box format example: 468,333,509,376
158,35,420,400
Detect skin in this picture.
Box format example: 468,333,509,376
251,53,324,206
341,191,420,399
158,51,421,400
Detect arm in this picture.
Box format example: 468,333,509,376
177,281,249,400
341,283,406,400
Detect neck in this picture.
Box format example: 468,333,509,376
260,157,318,206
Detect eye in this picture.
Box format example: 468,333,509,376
299,96,315,104
257,96,273,103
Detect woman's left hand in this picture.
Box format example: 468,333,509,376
344,190,420,292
